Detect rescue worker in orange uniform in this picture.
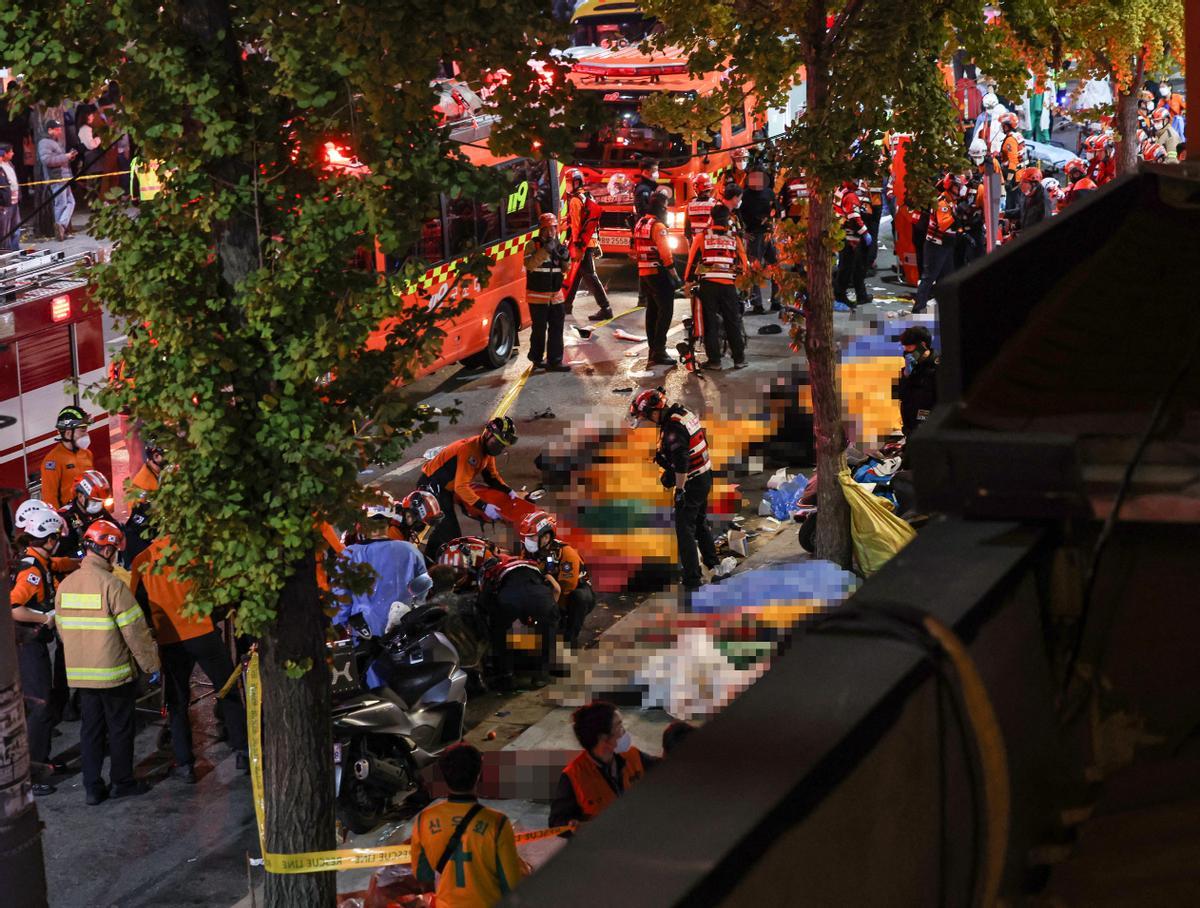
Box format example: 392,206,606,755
633,190,680,368
1083,134,1116,186
418,417,518,559
123,439,166,568
523,211,571,372
997,111,1023,221
411,744,526,907
11,503,74,793
57,470,117,559
39,405,94,509
1061,159,1098,210
128,439,164,502
549,701,658,830
131,535,249,781
394,489,443,552
563,168,611,320
518,510,595,648
833,181,873,310
683,172,717,241
913,174,962,314
683,203,749,370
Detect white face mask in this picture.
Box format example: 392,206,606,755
523,536,539,554
75,433,91,450
85,499,103,515
614,731,632,753
735,161,747,171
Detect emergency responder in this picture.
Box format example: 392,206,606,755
412,743,526,906
896,326,939,437
1138,129,1168,164
57,469,118,559
833,181,873,310
628,389,722,592
564,168,612,321
1016,166,1047,233
1150,106,1183,162
56,520,160,805
518,510,595,649
549,701,658,830
1084,134,1116,187
418,417,519,558
437,535,502,591
997,111,1023,221
396,489,444,551
123,440,166,568
683,203,749,370
861,177,885,271
478,552,559,691
131,535,249,781
632,158,660,221
683,172,717,241
523,212,571,372
956,170,986,267
10,504,73,793
1062,159,1097,209
735,149,776,313
633,190,680,368
39,405,95,509
913,175,961,315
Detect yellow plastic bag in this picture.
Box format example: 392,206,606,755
838,469,916,575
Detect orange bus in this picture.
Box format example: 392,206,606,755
565,47,765,257
369,105,562,373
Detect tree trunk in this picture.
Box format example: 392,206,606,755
1114,56,1145,177
259,556,336,908
0,533,49,908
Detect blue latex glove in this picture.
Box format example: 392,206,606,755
147,672,161,687
862,232,874,247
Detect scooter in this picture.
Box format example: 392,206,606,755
330,607,469,833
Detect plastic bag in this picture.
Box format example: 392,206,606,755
837,469,916,575
763,473,809,520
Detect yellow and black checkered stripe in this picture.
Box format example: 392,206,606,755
392,228,539,297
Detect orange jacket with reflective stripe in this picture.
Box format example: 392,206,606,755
420,436,508,508
684,226,748,285
562,747,647,820
633,215,673,276
39,441,93,510
131,536,214,645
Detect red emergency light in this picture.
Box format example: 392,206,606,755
51,294,71,322
573,61,690,79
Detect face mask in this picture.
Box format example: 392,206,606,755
75,433,91,450
85,499,103,515
1160,86,1170,98
735,161,747,171
524,536,539,554
614,731,632,753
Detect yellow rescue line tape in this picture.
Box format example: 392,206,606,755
490,363,533,420
246,653,570,875
19,169,131,188
215,662,242,700
589,305,643,329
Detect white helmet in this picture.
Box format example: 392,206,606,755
1041,177,1061,193
968,137,988,165
981,92,999,112
363,502,401,524
14,499,56,533
23,508,66,540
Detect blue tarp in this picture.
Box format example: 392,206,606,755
688,559,858,614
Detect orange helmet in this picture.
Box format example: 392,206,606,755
1150,107,1171,128
436,536,497,577
400,489,442,525
1064,158,1088,180
538,212,558,230
997,111,1019,131
1017,167,1043,184
691,172,713,193
75,470,113,512
83,519,125,552
565,167,585,188
518,510,557,553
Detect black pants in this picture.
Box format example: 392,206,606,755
675,471,717,589
18,638,54,764
80,682,137,795
834,241,869,304
564,248,609,311
162,631,248,766
698,281,746,364
488,573,558,679
640,271,674,356
418,484,461,561
528,302,565,367
865,206,883,267
49,632,70,722
561,583,596,648
913,238,956,312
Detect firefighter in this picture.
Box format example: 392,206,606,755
518,510,595,649
10,505,73,793
683,172,717,241
997,111,1023,222
58,470,118,559
478,552,560,690
633,190,680,368
123,440,165,568
1062,159,1097,209
1016,166,1047,233
1138,129,1168,164
56,520,160,805
396,489,443,551
628,389,722,593
1041,176,1066,215
549,701,658,830
683,203,749,370
564,168,612,321
956,170,986,267
1084,134,1116,187
523,211,571,373
913,174,962,315
417,417,519,559
128,439,165,502
632,158,660,221
1150,106,1182,162
436,535,502,590
131,534,249,781
39,405,95,509
411,744,526,905
833,181,873,310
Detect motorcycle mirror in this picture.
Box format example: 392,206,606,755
526,488,546,502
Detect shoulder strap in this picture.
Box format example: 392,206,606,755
435,803,485,876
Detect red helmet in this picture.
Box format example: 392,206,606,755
1151,106,1170,128
1064,158,1088,180
1142,141,1167,163
518,510,556,547
565,167,584,188
629,387,667,422
400,489,442,525
1017,166,1043,184
538,212,558,230
691,172,713,193
75,470,113,508
83,519,125,552
939,173,961,193
437,536,497,575
997,111,1019,131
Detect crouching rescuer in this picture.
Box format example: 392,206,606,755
518,510,595,649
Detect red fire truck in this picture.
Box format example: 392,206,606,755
0,249,112,501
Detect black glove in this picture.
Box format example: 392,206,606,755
660,470,676,489
653,450,671,471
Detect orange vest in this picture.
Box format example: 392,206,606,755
685,195,716,235
697,228,740,284
633,215,664,276
563,748,647,820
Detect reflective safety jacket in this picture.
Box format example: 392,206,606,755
56,551,159,688
568,190,601,253
838,190,869,246
411,796,525,908
684,226,748,285
541,540,585,602
684,194,716,239
561,747,647,820
633,214,673,276
39,441,93,510
926,193,958,244
659,406,711,480
481,554,543,593
1088,156,1116,187
128,462,159,502
1000,132,1022,179
130,535,213,645
523,237,568,304
419,435,511,508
